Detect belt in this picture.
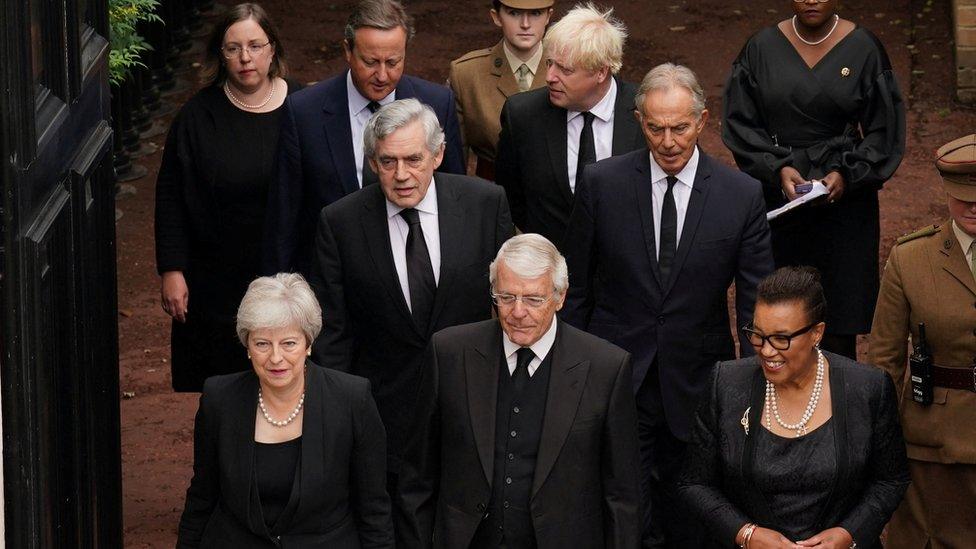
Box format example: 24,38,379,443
933,365,976,392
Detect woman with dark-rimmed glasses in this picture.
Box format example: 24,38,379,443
155,3,303,392
678,266,909,548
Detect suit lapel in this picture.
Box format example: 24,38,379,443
936,223,976,297
662,150,711,299
281,365,327,532
228,375,268,537
491,42,522,98
532,323,589,499
428,177,461,335
361,188,424,338
323,75,359,195
611,78,640,155
544,102,574,208
632,152,662,289
467,325,502,485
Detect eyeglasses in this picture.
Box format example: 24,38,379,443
742,322,818,351
221,42,271,59
792,0,830,3
490,291,555,309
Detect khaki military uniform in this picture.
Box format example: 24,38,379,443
870,222,976,548
448,40,546,176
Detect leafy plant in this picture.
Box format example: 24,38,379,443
108,0,162,86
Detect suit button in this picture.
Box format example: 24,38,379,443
477,502,486,511
510,430,517,438
508,453,514,461
658,315,665,325
513,406,520,413
506,477,513,485
504,501,510,509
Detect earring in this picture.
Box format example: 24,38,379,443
306,348,312,357
247,353,252,359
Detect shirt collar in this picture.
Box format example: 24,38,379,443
649,145,700,189
385,179,439,219
347,70,396,116
567,77,617,123
502,316,559,363
952,219,976,254
502,41,544,76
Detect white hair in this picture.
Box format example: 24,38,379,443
363,98,445,159
489,234,569,293
544,2,627,73
236,273,323,346
635,62,707,119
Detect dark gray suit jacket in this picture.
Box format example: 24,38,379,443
396,319,641,549
307,174,514,472
494,78,645,248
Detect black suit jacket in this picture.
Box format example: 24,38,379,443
176,364,393,548
264,72,465,274
494,78,645,247
307,174,514,472
396,319,641,549
677,353,910,548
560,149,774,440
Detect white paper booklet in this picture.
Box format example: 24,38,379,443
766,180,829,221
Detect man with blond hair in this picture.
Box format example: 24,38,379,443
494,2,644,248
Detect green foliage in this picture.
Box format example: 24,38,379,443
108,0,163,86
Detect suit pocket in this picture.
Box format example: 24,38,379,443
698,235,735,250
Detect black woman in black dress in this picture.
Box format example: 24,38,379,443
723,0,905,359
155,3,302,391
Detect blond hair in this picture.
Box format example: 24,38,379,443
544,2,627,73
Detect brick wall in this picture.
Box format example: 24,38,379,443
957,0,976,102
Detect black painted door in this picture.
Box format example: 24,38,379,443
0,0,122,546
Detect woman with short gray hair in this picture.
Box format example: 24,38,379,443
177,273,393,548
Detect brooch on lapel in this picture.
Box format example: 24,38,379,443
741,407,751,436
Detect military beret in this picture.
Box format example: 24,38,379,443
497,0,554,9
937,134,976,202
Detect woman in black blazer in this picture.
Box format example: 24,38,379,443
177,273,393,548
678,267,909,549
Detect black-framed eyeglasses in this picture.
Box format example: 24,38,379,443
741,322,818,351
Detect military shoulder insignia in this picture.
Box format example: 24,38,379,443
896,224,940,245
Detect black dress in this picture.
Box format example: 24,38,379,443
155,79,303,392
723,26,905,334
254,436,302,531
754,421,836,541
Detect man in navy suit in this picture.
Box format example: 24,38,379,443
264,0,465,274
560,63,774,547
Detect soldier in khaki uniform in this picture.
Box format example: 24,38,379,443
448,0,553,179
870,134,976,548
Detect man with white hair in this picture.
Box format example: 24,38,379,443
494,2,645,248
562,62,774,547
308,98,514,506
397,233,640,549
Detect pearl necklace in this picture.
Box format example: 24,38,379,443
792,14,839,46
224,78,276,110
258,388,305,428
765,349,825,437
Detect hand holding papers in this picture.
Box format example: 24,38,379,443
766,180,829,221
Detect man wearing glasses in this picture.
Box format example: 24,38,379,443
397,233,641,549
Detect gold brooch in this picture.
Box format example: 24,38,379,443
841,67,851,77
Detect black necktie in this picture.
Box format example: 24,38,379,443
512,347,535,395
400,208,436,333
575,111,597,190
659,175,678,282
361,101,382,187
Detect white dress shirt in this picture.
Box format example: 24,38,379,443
649,146,700,256
347,71,395,187
502,318,558,377
566,77,617,193
385,180,441,311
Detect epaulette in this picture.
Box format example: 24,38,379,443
453,48,493,64
896,224,940,245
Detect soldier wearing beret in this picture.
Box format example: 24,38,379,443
448,0,553,180
869,134,976,548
